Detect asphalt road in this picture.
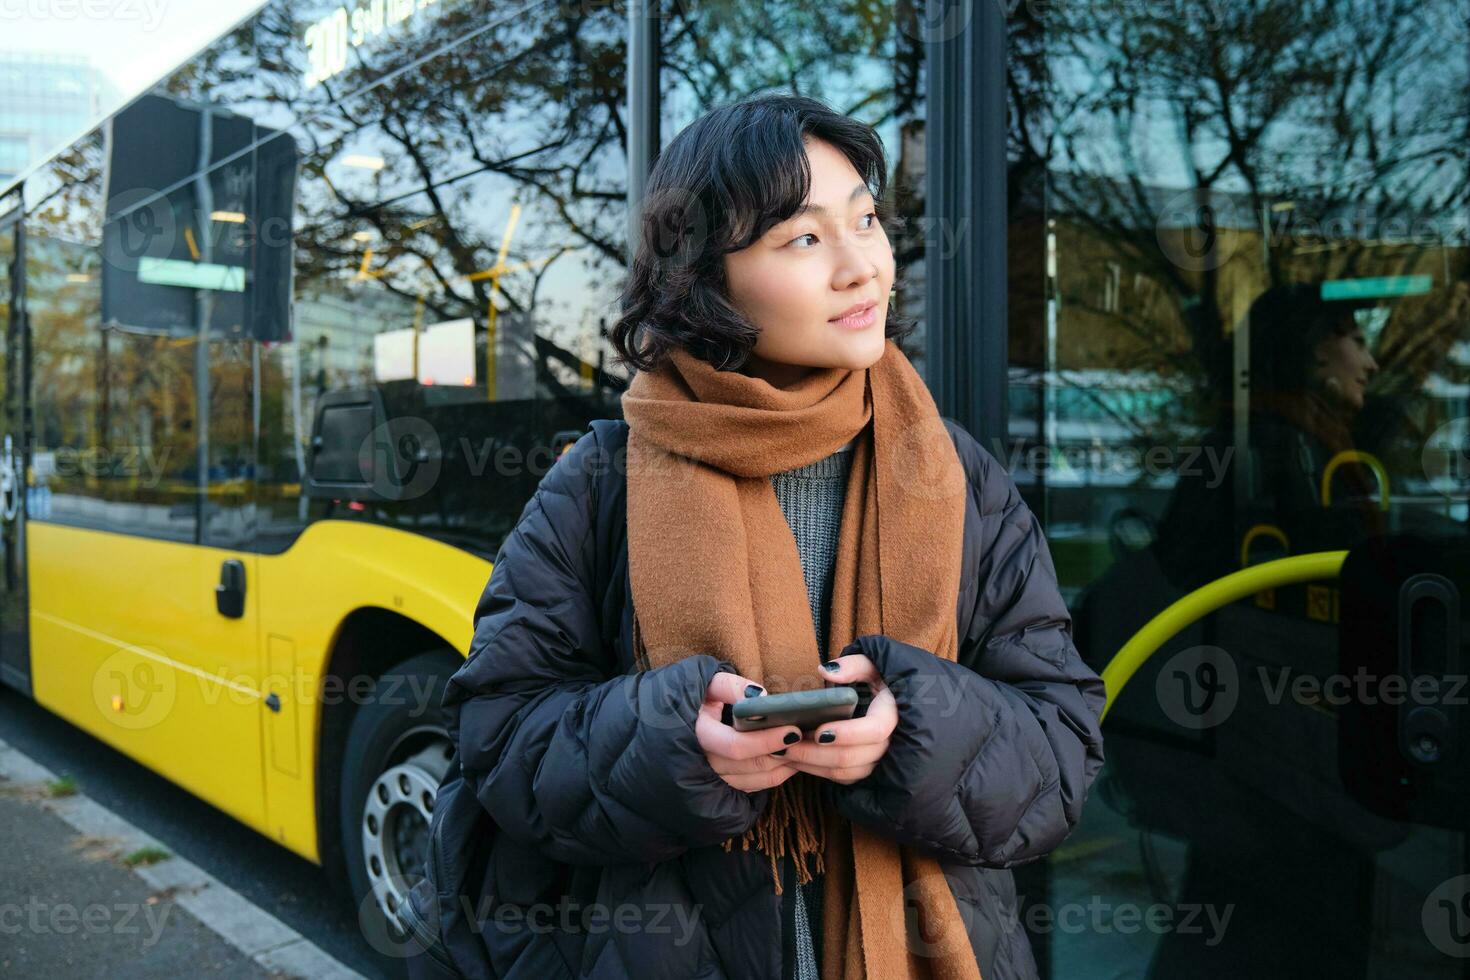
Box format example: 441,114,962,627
0,684,402,980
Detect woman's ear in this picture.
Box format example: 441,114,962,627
1306,348,1337,399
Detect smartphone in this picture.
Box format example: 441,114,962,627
730,685,859,732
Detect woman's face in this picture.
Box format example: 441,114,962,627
1312,324,1379,412
723,137,896,389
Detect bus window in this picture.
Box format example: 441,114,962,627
242,0,629,559
28,139,201,544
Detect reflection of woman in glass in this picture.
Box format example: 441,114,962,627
1105,283,1393,979
433,94,1104,980
1240,283,1383,533
1151,283,1385,594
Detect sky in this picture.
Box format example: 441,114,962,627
0,0,267,97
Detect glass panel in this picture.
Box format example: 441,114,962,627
27,147,104,533
238,0,629,557
98,331,199,542
658,0,930,375
0,204,26,688
203,331,255,550
1010,2,1470,976
26,129,207,544
27,138,197,543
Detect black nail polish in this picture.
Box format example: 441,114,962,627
818,730,836,744
772,749,787,756
783,731,800,745
822,661,841,672
745,684,764,698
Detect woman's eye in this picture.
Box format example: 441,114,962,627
789,213,879,248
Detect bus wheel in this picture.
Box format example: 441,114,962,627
339,651,458,943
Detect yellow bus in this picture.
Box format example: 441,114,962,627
4,0,1470,976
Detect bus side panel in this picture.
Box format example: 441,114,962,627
26,517,487,865
254,519,486,862
27,521,267,833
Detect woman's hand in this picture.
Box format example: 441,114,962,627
695,671,802,793
780,653,897,785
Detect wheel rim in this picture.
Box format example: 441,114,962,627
360,728,453,925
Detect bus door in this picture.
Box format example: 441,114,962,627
0,195,29,697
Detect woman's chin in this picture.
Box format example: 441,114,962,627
831,331,888,369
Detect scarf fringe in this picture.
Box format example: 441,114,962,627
636,612,826,895
720,775,827,896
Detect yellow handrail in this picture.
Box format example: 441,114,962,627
1320,450,1389,511
1238,523,1289,569
1099,550,1349,721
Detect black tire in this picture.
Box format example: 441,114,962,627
338,650,460,972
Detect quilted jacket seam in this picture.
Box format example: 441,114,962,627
963,714,1053,865
892,699,1003,862
595,668,733,850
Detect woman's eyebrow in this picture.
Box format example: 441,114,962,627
788,183,873,220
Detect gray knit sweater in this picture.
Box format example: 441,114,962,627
768,437,855,980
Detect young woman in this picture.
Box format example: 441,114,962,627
433,93,1105,980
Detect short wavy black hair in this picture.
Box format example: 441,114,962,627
1247,283,1375,395
609,93,919,374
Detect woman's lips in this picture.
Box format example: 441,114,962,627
830,303,878,329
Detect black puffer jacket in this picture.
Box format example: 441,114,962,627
424,416,1104,979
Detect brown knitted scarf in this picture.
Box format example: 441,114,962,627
621,338,982,980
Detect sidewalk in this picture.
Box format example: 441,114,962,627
0,738,366,980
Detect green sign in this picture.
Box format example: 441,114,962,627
137,256,245,292
1321,275,1432,300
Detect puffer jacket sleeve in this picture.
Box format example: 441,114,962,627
441,428,764,866
831,421,1106,867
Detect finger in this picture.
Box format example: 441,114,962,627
784,758,876,785
797,686,897,745
780,737,889,770
696,701,802,760
820,653,885,689
708,751,793,776
705,671,767,705
720,764,798,792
